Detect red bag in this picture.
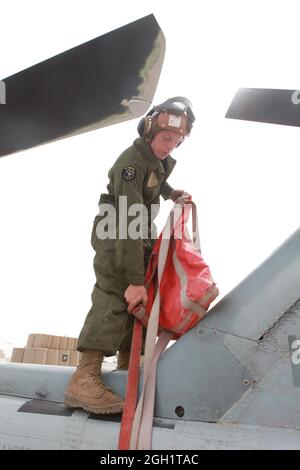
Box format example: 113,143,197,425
125,200,219,450
136,198,219,337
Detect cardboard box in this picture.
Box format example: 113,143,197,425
50,335,60,349
66,337,76,351
57,350,70,366
23,347,48,364
58,336,68,350
11,347,25,363
26,334,35,348
46,349,59,365
32,334,52,349
18,333,79,366
22,347,36,364
34,348,48,364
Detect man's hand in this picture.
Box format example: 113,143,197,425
170,189,191,202
124,285,148,313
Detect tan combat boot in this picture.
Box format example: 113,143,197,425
64,350,124,414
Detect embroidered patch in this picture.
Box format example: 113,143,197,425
147,171,158,188
122,166,136,181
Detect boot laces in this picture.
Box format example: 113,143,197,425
91,374,113,393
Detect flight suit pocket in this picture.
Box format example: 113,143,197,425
91,215,116,252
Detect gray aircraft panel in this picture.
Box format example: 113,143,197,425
0,363,75,402
214,332,281,381
199,228,300,340
215,309,300,381
169,420,300,450
0,362,127,404
222,356,300,430
0,434,60,451
0,396,63,450
1,395,300,449
153,327,252,422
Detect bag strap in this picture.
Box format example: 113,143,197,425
130,199,200,449
173,197,201,253
129,215,171,449
129,199,201,449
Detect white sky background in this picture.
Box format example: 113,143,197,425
0,0,299,350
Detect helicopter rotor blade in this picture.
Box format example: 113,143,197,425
225,87,300,127
0,14,165,158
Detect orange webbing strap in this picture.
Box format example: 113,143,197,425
118,318,143,450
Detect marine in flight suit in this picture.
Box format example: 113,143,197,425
77,137,176,356
64,97,195,414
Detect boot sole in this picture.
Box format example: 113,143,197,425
64,393,124,415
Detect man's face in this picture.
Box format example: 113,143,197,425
150,130,184,160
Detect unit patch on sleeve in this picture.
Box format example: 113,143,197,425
122,166,136,181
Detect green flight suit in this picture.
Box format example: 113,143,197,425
77,137,176,356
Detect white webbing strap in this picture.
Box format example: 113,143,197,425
130,329,172,450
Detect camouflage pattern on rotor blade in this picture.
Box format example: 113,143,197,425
0,14,165,158
225,88,300,127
